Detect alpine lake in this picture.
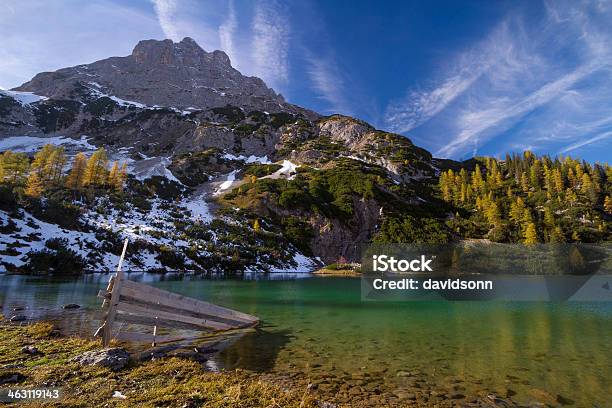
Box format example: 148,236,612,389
1,273,610,407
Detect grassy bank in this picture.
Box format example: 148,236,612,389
0,320,316,407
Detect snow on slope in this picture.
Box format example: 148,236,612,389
0,209,118,272
263,160,299,180
214,170,238,196
0,135,96,153
222,153,271,164
0,90,47,105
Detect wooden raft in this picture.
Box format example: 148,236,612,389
94,239,259,346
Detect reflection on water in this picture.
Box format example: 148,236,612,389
1,274,611,406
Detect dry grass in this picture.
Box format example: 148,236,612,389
0,321,317,408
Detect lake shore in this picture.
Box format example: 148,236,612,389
0,319,523,407
0,319,321,407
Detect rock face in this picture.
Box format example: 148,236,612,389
15,38,311,116
71,348,130,371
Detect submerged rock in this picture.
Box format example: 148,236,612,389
63,303,81,309
71,348,129,371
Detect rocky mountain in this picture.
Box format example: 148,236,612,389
15,37,312,117
0,38,609,274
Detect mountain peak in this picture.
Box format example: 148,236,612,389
13,38,312,116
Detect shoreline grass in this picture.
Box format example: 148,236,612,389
0,320,317,407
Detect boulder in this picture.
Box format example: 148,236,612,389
71,348,129,371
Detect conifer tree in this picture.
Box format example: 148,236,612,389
116,163,128,190
84,148,109,186
605,196,612,215
520,172,530,192
45,147,67,185
25,172,44,198
1,151,29,185
31,144,54,180
523,222,538,245
509,197,526,225
65,152,87,190
550,226,565,243
472,165,483,192
107,161,119,186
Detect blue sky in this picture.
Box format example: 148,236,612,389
1,0,611,162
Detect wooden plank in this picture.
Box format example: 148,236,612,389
102,238,129,346
119,295,251,328
115,312,211,330
115,301,236,331
120,279,258,324
114,331,189,344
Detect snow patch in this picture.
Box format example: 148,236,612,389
0,89,47,105
214,170,238,195
0,135,97,153
262,160,299,180
222,153,271,164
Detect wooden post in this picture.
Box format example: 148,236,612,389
102,238,129,347
152,324,158,347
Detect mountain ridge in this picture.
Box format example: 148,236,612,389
0,38,609,274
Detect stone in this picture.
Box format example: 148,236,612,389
21,345,40,355
63,303,81,309
396,370,413,377
71,348,129,371
0,372,26,385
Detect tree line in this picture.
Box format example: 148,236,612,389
0,145,127,199
439,151,611,244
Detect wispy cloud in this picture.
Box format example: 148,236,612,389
559,130,612,153
384,1,612,159
252,1,290,92
305,50,352,115
151,0,179,41
218,0,238,68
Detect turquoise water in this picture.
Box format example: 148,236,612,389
1,274,610,406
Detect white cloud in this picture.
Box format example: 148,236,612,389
219,0,238,68
438,62,601,157
252,1,290,91
151,0,180,41
305,51,352,115
384,2,612,159
559,130,612,153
